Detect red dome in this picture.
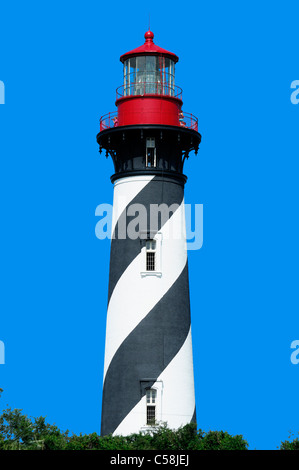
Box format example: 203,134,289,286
120,30,179,63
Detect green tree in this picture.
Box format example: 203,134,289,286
280,432,299,450
0,407,249,450
0,408,69,450
194,430,248,450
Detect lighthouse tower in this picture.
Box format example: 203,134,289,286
97,30,201,436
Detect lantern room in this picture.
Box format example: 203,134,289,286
99,30,199,131
120,30,177,99
121,54,176,97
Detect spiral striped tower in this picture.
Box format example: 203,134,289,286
97,30,201,436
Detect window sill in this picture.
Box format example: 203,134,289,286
141,271,162,278
140,425,157,434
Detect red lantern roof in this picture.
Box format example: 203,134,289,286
120,30,179,63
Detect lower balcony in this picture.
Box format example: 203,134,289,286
99,109,198,132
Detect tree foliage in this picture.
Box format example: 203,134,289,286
0,407,249,450
280,432,299,450
0,407,69,450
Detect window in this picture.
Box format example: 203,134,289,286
140,380,163,430
123,58,131,96
146,239,156,271
146,389,157,425
123,55,175,98
140,233,162,278
146,137,156,167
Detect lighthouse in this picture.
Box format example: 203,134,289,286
97,30,201,436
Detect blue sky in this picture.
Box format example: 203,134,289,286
0,0,298,450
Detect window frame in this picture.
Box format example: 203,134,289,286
146,239,156,271
140,233,162,278
146,388,157,425
146,137,156,168
139,381,163,430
